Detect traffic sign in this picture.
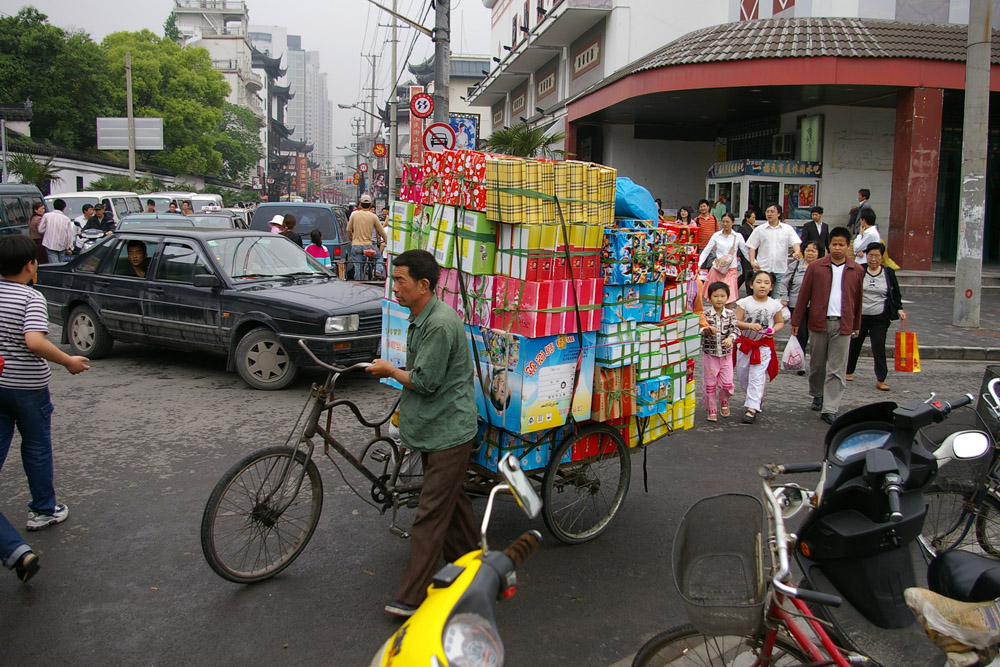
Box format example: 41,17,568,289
423,123,456,152
266,177,274,184
410,92,434,119
359,163,369,173
373,143,387,157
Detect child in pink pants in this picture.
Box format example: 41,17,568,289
700,282,739,421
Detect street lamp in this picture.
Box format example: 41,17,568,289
338,102,383,123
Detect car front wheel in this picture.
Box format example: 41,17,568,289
67,305,114,358
234,327,299,390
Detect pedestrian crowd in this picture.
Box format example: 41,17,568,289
681,188,909,427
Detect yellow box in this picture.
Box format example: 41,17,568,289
524,159,556,225
486,157,526,224
566,160,588,224
629,414,671,446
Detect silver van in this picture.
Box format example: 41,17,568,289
0,184,45,234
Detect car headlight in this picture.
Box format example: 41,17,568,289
325,314,359,334
442,613,503,667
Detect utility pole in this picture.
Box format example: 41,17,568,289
432,0,450,123
352,117,364,200
953,0,992,327
126,52,136,181
363,54,380,138
388,0,398,203
1,119,7,183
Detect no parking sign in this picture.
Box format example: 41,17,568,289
423,123,456,152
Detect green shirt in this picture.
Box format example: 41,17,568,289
400,296,478,451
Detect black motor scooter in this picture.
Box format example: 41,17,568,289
790,393,991,666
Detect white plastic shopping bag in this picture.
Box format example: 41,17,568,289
781,336,805,372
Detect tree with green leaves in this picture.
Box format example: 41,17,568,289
7,153,62,194
485,123,567,159
215,103,262,183
100,30,230,176
0,7,109,150
163,10,180,42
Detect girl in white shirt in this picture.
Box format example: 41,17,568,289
698,212,747,305
734,270,784,424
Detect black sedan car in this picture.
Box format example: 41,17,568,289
35,229,383,390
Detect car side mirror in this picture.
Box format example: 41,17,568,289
192,274,220,288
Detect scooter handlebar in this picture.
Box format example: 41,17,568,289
942,394,974,412
774,579,843,607
502,530,542,569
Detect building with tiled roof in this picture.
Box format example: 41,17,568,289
470,1,999,269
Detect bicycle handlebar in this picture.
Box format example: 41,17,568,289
297,339,372,374
502,531,542,570
773,580,843,607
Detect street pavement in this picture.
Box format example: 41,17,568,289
0,327,993,666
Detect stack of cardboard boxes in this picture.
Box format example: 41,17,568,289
381,150,701,474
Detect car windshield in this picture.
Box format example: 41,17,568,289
206,236,332,280
188,215,233,228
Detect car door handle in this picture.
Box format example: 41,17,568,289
94,280,110,288
146,286,164,294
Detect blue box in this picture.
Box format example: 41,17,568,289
380,299,410,390
472,422,572,473
601,285,642,324
637,282,665,322
601,230,633,285
467,326,597,434
635,377,669,417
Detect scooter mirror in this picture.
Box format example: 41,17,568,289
934,430,991,465
775,485,808,519
498,454,542,520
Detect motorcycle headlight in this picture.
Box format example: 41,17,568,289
442,613,503,667
325,314,359,334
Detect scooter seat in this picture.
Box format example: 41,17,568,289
928,550,1000,602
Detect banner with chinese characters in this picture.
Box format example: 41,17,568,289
707,159,822,179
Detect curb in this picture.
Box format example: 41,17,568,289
772,335,996,361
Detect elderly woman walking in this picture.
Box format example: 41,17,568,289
845,242,905,391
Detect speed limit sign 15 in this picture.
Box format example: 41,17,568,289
410,92,434,119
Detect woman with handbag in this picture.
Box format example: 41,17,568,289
698,212,746,305
845,242,905,391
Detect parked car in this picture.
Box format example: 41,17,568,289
249,202,351,267
115,213,195,231
0,184,45,235
187,212,245,229
224,207,252,228
34,229,383,390
45,190,143,225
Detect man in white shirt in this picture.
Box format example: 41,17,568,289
37,199,77,264
853,209,880,260
746,203,802,297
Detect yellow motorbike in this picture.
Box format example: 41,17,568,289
369,453,543,667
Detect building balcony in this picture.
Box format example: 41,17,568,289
243,70,263,93
175,1,247,13
469,0,610,105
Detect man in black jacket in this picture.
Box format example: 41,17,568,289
799,206,830,257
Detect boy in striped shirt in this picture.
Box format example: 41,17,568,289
0,235,89,583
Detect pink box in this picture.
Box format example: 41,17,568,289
434,269,495,327
492,277,602,337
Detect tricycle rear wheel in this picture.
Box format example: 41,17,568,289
541,423,630,544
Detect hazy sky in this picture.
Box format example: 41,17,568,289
0,0,492,154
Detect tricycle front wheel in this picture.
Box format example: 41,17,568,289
201,445,323,583
542,423,630,544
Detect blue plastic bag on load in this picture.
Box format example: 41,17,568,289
614,177,657,222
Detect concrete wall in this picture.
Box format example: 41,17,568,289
601,124,716,214
800,105,895,227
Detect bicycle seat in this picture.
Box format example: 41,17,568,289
905,586,1000,652
928,549,1000,603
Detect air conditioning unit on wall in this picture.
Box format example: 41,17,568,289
772,133,796,156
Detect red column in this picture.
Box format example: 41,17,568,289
889,87,943,270
564,118,577,160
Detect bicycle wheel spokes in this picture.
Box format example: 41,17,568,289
542,424,631,544
632,624,812,666
923,489,979,555
201,446,324,583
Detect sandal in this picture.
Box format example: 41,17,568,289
720,404,730,418
742,409,757,424
707,412,718,422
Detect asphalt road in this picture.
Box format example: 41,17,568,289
0,329,992,666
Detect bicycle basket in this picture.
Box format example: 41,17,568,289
672,493,765,636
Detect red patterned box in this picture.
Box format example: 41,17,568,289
570,417,630,460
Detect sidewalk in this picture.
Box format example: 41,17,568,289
773,287,1000,361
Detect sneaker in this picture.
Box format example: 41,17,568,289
14,551,39,583
26,503,68,531
385,599,419,617
707,412,718,422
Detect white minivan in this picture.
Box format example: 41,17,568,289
147,191,224,213
45,191,143,225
